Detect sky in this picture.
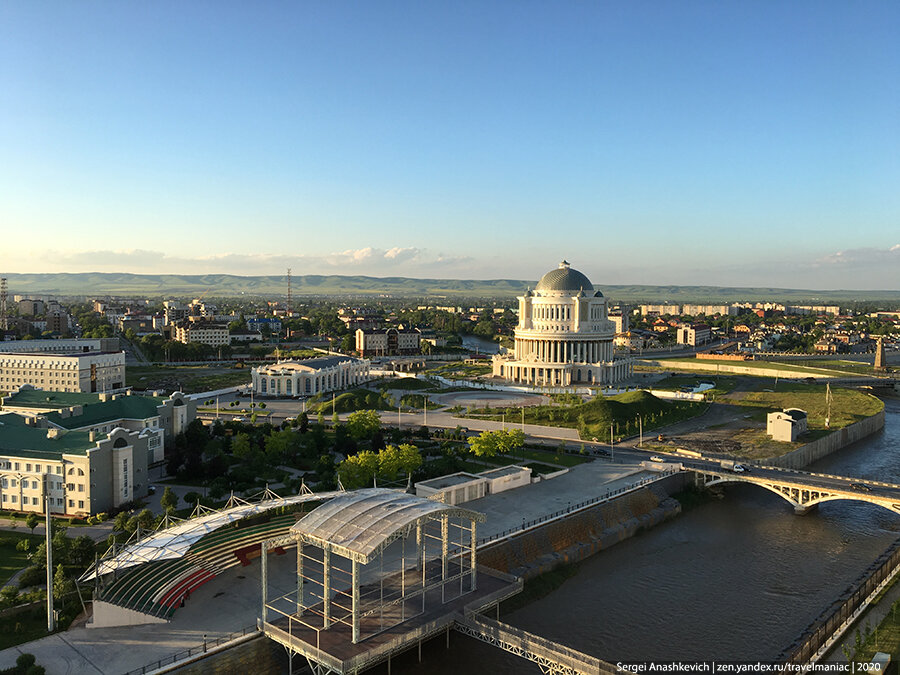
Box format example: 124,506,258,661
1,1,898,290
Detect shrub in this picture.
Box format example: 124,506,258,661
17,566,45,589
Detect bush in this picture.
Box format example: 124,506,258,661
17,566,45,589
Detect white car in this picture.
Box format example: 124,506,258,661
650,456,665,463
732,464,746,473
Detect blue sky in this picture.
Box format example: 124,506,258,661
1,1,898,289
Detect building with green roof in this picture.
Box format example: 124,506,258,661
0,412,152,517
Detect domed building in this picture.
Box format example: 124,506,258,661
491,261,632,386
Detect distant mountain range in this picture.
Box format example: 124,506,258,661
3,272,898,304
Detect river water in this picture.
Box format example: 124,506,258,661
461,334,501,355
374,397,900,672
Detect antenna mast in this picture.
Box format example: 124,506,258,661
0,277,8,332
286,268,292,314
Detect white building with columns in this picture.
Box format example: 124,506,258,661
251,355,370,397
492,261,632,387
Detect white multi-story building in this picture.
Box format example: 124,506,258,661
676,324,712,346
0,338,119,354
0,351,126,393
252,356,370,397
492,261,632,386
640,304,682,316
355,327,421,357
681,304,739,317
173,320,230,347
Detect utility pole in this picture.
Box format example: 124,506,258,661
638,414,643,448
610,423,615,462
398,403,401,430
44,473,55,632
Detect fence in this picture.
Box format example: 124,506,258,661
123,623,259,675
779,539,900,663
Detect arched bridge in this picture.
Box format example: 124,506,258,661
693,465,900,515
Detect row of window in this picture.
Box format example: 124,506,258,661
0,478,83,492
0,495,86,510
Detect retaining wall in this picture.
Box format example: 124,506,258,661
478,472,691,579
160,634,286,675
768,410,886,469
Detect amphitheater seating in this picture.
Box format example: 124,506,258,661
98,512,301,620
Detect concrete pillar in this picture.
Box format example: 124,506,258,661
352,559,360,643
416,521,423,571
441,515,449,601
323,548,331,628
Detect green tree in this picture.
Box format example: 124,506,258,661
317,410,325,426
232,432,252,460
347,409,381,440
298,412,309,434
336,451,380,490
53,564,74,605
25,513,39,534
160,486,179,514
467,429,525,458
114,511,130,533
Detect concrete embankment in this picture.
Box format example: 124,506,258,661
768,410,886,469
479,472,692,580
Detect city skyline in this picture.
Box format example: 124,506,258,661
2,2,898,289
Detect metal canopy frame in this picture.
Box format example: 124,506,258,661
80,485,345,582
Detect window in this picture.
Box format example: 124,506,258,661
68,499,74,508
11,496,17,503
67,483,74,491
32,480,38,490
77,484,84,492
35,464,41,473
32,497,39,505
55,466,61,474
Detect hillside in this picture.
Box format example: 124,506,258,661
3,272,899,303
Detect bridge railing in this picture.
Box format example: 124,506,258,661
123,624,259,675
754,465,900,489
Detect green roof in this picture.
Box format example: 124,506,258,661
0,413,93,459
44,396,163,430
2,389,101,410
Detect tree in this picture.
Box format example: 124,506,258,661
232,432,252,460
114,511,130,533
25,513,39,534
317,410,325,426
184,491,202,508
347,409,381,441
298,412,309,434
379,444,422,480
468,429,525,458
160,486,179,514
336,451,380,490
53,564,74,605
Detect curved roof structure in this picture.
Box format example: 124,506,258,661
291,488,486,564
81,490,346,582
535,261,594,293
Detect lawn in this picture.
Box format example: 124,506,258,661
462,390,707,441
379,378,432,391
851,596,900,664
768,359,877,375
0,531,43,585
127,365,250,393
425,362,492,378
722,383,884,431
651,375,738,397
660,358,864,377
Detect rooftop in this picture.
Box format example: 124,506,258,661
256,355,361,373
417,472,484,489
534,261,597,294
291,488,485,564
0,412,94,459
1,389,102,410
45,395,164,429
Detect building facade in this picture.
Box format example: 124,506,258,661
355,327,421,357
173,320,230,347
0,415,152,516
0,338,119,354
491,261,632,386
676,324,711,346
0,351,126,393
251,356,371,397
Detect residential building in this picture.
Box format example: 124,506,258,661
0,413,152,516
0,351,126,393
492,261,632,386
355,327,421,358
17,299,45,316
676,324,711,346
640,304,681,316
681,304,740,317
162,301,190,326
173,320,230,347
247,317,282,334
251,356,370,397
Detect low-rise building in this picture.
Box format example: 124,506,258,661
0,351,125,393
0,413,153,516
415,465,532,505
251,356,370,397
766,408,808,442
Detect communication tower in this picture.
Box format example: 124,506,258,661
286,267,292,313
0,277,7,331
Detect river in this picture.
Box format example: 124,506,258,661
373,397,900,672
461,334,501,355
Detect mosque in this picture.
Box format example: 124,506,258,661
491,261,633,386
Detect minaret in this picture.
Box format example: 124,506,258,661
874,337,886,371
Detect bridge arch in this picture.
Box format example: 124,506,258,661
700,475,900,516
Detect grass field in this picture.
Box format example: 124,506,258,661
723,383,883,431
651,375,738,397
768,358,877,375
463,390,707,441
659,357,866,377
851,596,900,664
127,365,250,393
0,531,43,585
